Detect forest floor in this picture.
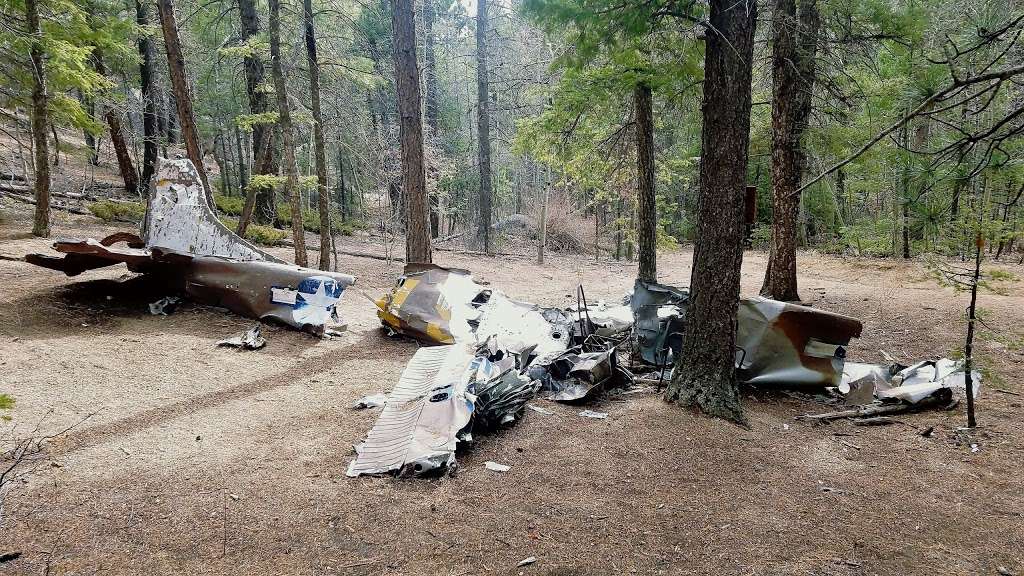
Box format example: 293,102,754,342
1,201,1023,576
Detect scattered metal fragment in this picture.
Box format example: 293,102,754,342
149,295,181,316
25,159,356,335
526,404,554,415
216,325,266,350
352,394,388,410
579,410,608,419
484,461,511,472
839,358,981,404
516,557,537,568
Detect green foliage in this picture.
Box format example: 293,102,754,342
217,217,288,245
87,200,146,223
235,112,280,131
0,393,11,421
214,194,245,216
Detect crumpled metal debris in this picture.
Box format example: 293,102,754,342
25,158,355,335
840,358,981,405
528,346,624,403
148,295,181,316
348,339,557,477
484,461,511,472
217,324,266,350
579,410,608,419
375,264,573,355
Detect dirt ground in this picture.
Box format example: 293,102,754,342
1,203,1023,576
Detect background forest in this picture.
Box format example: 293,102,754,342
1,0,1022,264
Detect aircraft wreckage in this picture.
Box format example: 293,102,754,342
20,158,979,478
347,265,979,477
24,158,354,334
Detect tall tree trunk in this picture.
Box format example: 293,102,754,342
234,124,248,195
27,0,50,237
237,0,275,224
635,81,657,283
156,0,213,207
269,0,308,266
337,148,347,220
475,0,493,253
423,0,440,134
390,0,432,263
302,0,332,270
761,0,819,302
664,0,758,424
422,0,441,241
93,51,140,196
136,0,158,188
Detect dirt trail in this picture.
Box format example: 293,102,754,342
1,206,1023,576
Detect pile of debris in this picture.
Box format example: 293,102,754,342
351,268,980,477
23,158,355,335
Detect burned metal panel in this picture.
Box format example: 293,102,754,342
632,280,863,388
736,297,863,388
631,279,689,365
144,158,281,262
176,252,354,334
24,233,152,276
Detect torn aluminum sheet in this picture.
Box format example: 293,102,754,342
375,264,573,357
840,358,981,404
474,292,573,357
352,393,388,409
347,344,476,477
217,325,266,350
571,301,634,337
484,461,511,472
579,410,608,419
631,280,863,388
24,158,355,335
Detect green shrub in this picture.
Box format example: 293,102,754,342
87,200,147,223
214,194,245,216
218,217,288,245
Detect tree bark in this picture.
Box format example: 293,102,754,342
303,0,332,270
664,0,758,424
475,0,493,253
136,0,158,188
237,0,275,224
156,0,213,207
26,0,50,237
761,0,819,302
269,0,308,266
390,0,432,263
635,81,657,283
